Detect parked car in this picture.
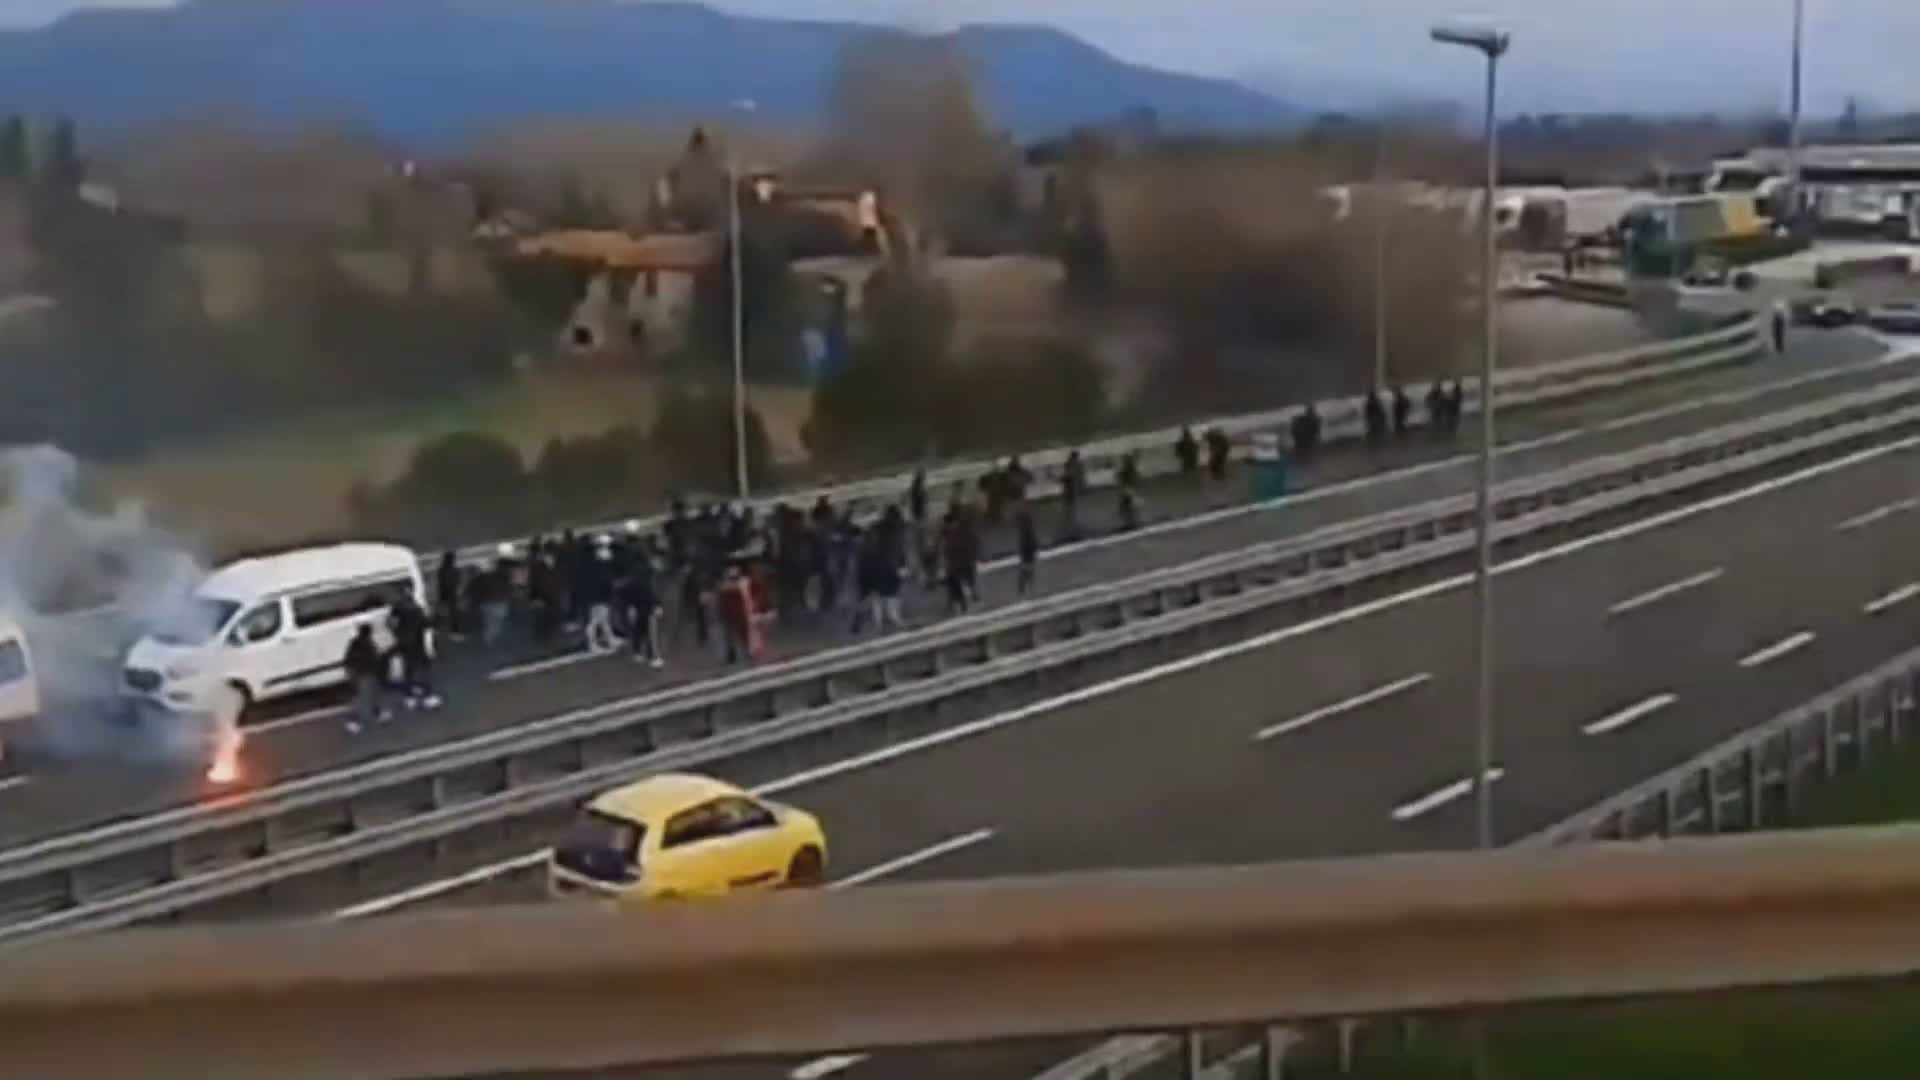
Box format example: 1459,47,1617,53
1867,302,1920,335
1790,294,1860,328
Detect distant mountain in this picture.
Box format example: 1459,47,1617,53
0,0,1302,144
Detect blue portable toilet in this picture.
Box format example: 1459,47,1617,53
1248,431,1289,500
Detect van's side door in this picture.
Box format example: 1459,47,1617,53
285,583,393,696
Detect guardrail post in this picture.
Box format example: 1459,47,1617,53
1745,745,1764,831
1699,767,1720,834
1824,706,1840,779
1653,788,1674,837
1781,724,1802,817
1263,1026,1293,1080
1337,1019,1358,1072
1184,1029,1206,1079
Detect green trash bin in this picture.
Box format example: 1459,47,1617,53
1248,431,1289,500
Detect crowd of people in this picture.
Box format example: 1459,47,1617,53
382,386,1468,716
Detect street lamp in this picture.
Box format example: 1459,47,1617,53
1372,128,1391,391
726,99,757,502
1431,21,1510,855
1785,0,1805,223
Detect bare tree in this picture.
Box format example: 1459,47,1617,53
820,30,1010,258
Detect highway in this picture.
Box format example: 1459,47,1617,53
413,391,1920,1080
0,332,1895,853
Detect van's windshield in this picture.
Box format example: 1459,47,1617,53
151,598,242,647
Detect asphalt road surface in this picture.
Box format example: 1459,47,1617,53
463,399,1920,1080
0,332,1895,852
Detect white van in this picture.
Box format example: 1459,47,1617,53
123,543,427,717
0,612,40,760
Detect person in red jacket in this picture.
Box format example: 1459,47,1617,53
718,564,761,665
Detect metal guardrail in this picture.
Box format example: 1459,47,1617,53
7,826,1920,1078
0,350,1900,946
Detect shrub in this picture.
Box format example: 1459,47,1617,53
649,383,773,497
532,424,655,519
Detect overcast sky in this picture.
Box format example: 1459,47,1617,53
6,1,1917,115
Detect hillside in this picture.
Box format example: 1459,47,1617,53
0,0,1300,144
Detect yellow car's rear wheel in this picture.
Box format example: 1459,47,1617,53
786,846,825,887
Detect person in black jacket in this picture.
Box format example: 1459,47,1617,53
1204,427,1231,483
1175,426,1200,481
1363,390,1388,446
620,562,663,668
343,624,389,734
1392,386,1413,438
1014,504,1039,598
388,592,441,711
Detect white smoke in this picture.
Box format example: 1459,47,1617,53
0,445,231,765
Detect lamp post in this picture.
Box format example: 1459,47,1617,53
727,99,757,501
1431,22,1510,855
1786,0,1805,224
1372,129,1391,391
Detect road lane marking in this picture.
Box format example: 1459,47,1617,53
334,432,1920,914
1865,583,1920,615
0,776,30,794
1739,630,1817,669
791,1055,870,1080
832,828,996,889
1835,497,1918,533
490,649,601,682
1391,768,1504,823
1581,693,1679,736
1253,673,1434,742
1607,568,1725,616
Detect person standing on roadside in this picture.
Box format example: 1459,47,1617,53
620,558,664,668
1175,426,1200,482
1392,385,1413,439
388,591,441,711
1205,426,1231,483
718,563,757,665
1060,449,1086,541
1015,503,1039,598
1426,381,1448,440
1363,390,1388,446
582,540,618,654
1446,381,1466,436
342,623,389,735
435,550,463,641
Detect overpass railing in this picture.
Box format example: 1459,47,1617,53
3,826,1920,1078
0,354,1910,946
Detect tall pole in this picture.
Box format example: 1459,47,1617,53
1786,0,1805,222
1432,21,1509,857
1472,49,1502,854
1372,130,1390,391
728,148,749,500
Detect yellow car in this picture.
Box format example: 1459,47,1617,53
548,772,828,902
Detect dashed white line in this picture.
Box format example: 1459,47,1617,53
1835,497,1918,533
1607,568,1725,616
1865,583,1920,616
1253,673,1434,742
832,828,996,889
791,1054,871,1080
0,776,30,794
490,648,602,682
1581,692,1679,736
1391,768,1504,823
1738,630,1817,669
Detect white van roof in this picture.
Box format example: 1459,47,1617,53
198,543,419,601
